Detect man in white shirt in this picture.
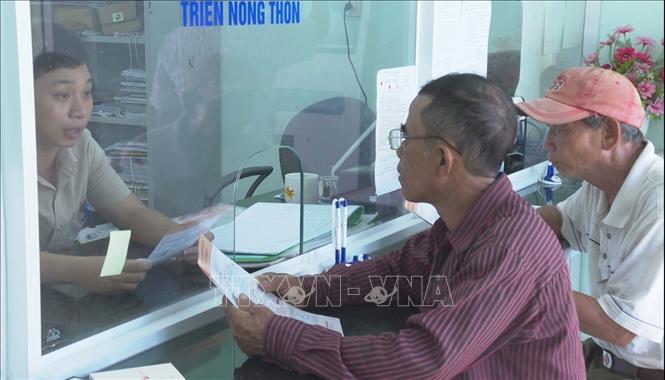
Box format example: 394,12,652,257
517,66,663,379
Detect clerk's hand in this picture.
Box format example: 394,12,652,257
170,221,214,264
256,272,308,308
74,257,151,295
222,294,274,356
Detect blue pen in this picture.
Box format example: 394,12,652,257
362,254,370,261
81,202,92,225
332,198,340,264
544,162,555,181
340,198,348,264
544,187,554,205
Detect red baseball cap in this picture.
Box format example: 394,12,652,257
516,66,645,129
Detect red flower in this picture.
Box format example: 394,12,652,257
586,25,663,120
614,25,634,35
635,52,653,65
614,47,636,64
636,36,656,48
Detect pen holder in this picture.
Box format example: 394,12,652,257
319,175,338,202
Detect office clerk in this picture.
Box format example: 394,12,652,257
35,52,199,295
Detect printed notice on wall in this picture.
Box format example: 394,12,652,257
374,66,417,196
431,1,491,78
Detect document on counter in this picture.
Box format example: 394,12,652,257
197,235,344,335
211,203,363,256
147,204,230,265
77,222,117,244
89,362,184,379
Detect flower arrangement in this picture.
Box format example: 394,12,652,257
584,25,664,120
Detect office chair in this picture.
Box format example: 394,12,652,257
204,165,273,207
279,96,376,195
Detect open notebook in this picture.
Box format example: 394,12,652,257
210,203,363,261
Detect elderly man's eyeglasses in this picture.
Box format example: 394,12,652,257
388,125,461,155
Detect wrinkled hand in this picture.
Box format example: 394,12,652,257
256,272,308,308
222,294,274,356
75,256,151,295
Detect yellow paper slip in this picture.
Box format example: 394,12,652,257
100,230,131,277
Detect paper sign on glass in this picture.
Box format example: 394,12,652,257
374,65,417,196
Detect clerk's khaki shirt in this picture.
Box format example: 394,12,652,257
39,129,130,252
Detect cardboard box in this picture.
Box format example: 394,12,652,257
53,4,99,32
97,1,141,36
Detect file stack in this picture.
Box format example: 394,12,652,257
104,141,149,203
114,68,147,120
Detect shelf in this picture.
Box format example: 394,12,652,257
80,34,145,44
89,115,145,127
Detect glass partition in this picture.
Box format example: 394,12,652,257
24,0,588,372
30,0,417,357
489,1,586,170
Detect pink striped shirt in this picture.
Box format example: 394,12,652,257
263,175,585,379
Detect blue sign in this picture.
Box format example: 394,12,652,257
180,1,301,27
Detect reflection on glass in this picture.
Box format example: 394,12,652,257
29,0,587,362
31,0,417,356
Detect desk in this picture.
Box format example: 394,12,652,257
41,188,409,357
106,303,420,379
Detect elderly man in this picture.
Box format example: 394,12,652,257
224,73,585,379
517,66,664,380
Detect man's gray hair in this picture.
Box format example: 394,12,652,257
582,115,644,144
418,73,516,177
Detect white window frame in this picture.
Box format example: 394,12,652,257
3,1,42,378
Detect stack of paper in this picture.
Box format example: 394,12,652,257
105,142,149,203
210,203,364,263
115,69,147,119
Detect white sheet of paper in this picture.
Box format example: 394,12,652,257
100,230,131,277
89,362,184,380
197,235,344,335
374,65,417,196
147,205,227,264
404,201,439,225
77,222,117,244
431,1,491,78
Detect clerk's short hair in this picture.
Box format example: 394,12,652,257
419,73,516,177
33,52,84,79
